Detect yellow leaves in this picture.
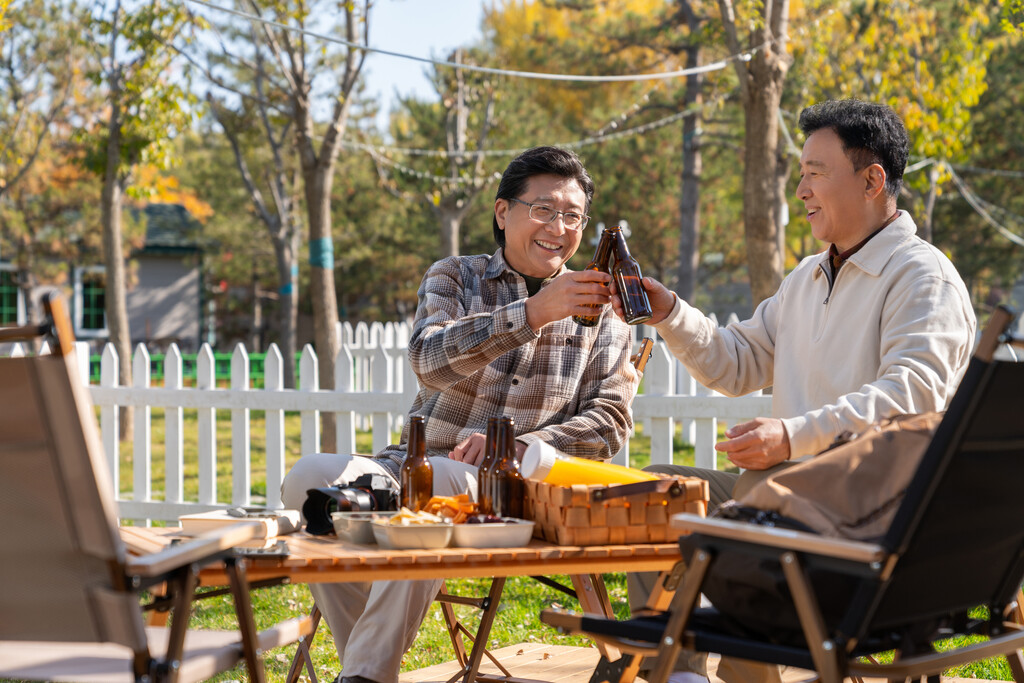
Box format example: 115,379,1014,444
131,165,214,222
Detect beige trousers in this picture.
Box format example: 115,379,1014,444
281,453,478,682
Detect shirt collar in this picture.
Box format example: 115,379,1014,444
486,247,568,282
814,210,918,279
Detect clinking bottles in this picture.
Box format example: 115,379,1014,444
572,226,616,327
490,416,525,519
399,415,433,511
609,226,653,325
476,417,501,515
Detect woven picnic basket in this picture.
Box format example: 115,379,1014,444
523,474,708,546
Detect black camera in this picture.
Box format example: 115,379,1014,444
302,473,400,535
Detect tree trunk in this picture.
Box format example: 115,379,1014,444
675,18,703,303
439,208,460,258
918,165,939,243
101,125,133,442
741,82,786,306
718,0,791,307
305,167,340,452
273,232,299,388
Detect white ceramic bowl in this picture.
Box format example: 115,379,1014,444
451,519,535,548
331,511,398,544
371,519,454,549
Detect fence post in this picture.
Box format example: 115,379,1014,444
336,345,357,455
100,344,120,494
132,345,152,522
300,344,320,456
165,344,184,505
264,344,285,508
371,345,393,455
231,344,251,506
196,344,217,505
74,341,90,386
647,343,675,467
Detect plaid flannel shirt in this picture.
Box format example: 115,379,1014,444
376,249,638,477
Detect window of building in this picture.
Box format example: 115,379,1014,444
0,270,17,325
81,273,106,330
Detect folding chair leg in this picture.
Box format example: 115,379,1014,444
572,574,620,662
588,653,644,683
286,604,322,683
649,549,713,683
1008,648,1024,683
780,552,842,683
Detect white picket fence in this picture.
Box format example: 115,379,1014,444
4,317,771,523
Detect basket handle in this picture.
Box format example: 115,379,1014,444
589,478,684,502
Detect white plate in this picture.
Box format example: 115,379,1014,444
451,519,535,548
371,519,454,549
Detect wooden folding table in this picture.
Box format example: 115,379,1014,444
120,527,686,683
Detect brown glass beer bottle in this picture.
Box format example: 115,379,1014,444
476,417,501,515
610,226,653,325
491,416,525,519
572,226,616,327
399,415,433,511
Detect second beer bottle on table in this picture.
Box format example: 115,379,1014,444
400,415,433,511
609,226,654,325
572,226,616,327
490,416,525,519
476,417,501,515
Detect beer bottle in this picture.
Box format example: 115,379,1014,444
572,226,616,327
610,226,653,325
491,416,525,519
476,417,501,515
399,416,433,511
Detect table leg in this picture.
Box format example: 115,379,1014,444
570,574,620,662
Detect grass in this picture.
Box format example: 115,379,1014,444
113,412,1013,681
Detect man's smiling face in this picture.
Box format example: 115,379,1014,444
494,174,587,278
797,127,874,252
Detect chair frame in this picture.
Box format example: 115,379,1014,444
0,293,312,683
542,307,1024,683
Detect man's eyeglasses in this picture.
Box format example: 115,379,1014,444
508,197,590,231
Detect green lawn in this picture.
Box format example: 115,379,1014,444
117,411,1012,681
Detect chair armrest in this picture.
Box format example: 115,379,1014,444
671,513,887,564
125,521,262,578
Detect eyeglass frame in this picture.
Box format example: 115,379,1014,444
507,197,591,231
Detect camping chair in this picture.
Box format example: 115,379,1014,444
0,293,312,683
541,306,1024,683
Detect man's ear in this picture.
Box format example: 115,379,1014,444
864,164,887,200
494,198,509,230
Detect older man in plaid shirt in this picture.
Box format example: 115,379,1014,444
281,146,640,683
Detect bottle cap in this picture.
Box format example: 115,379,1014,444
521,441,558,482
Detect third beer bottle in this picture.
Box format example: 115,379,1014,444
491,416,525,519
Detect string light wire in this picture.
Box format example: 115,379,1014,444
185,0,772,83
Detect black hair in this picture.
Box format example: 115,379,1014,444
492,146,595,246
798,99,909,199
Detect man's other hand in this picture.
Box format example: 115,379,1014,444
715,417,791,470
608,276,675,325
449,433,487,466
